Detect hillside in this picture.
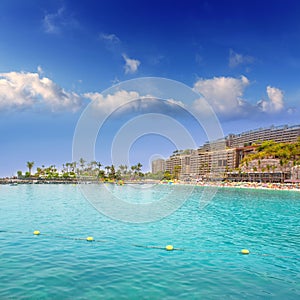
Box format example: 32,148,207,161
241,138,300,166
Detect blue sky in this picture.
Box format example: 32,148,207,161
1,0,300,176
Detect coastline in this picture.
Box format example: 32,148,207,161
1,177,299,192
0,178,78,185
168,180,300,192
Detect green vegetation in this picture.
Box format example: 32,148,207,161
162,171,172,180
143,171,165,180
241,139,300,165
173,165,181,180
26,161,34,176
17,160,146,182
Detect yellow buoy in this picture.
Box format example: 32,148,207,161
241,249,250,255
86,236,94,241
166,245,174,251
33,230,40,235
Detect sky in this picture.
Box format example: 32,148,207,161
0,0,300,177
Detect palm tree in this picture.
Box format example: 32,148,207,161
26,161,34,176
163,171,172,180
115,170,122,180
279,159,285,183
119,164,126,175
89,161,97,175
105,166,111,176
257,159,262,182
78,158,86,176
131,165,137,179
65,162,71,173
136,162,142,172
136,162,143,179
36,167,42,177
69,162,75,172
109,165,116,180
174,165,181,180
245,160,249,172
79,158,86,170
96,162,102,178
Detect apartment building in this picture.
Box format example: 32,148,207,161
227,124,300,147
151,158,166,174
153,124,300,181
164,150,196,177
190,147,239,178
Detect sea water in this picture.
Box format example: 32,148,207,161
0,184,299,299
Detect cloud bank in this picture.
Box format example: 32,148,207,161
0,70,293,121
193,76,250,117
83,90,185,117
0,71,81,112
193,75,288,119
84,90,140,114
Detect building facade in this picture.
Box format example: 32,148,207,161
151,158,166,174
165,150,195,177
153,124,300,182
226,124,300,147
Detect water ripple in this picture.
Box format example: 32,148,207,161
0,184,299,299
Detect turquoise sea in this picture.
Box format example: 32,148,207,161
0,184,299,299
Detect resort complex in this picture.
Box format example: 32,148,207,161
152,124,300,183
3,2,300,299
1,124,299,186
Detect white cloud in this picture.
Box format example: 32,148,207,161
83,90,186,116
100,33,121,53
37,65,43,75
257,86,284,113
84,90,141,114
193,76,250,116
111,77,120,85
229,49,254,68
287,107,297,114
100,33,120,44
122,54,140,74
43,7,78,34
0,71,82,112
43,7,64,34
166,98,185,108
0,69,288,120
193,76,287,119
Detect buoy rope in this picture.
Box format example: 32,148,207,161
0,229,299,261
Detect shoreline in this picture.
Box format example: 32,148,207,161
195,182,300,192
1,177,299,192
0,178,78,185
166,180,300,192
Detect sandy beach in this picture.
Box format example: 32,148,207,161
161,180,300,192
1,177,299,192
